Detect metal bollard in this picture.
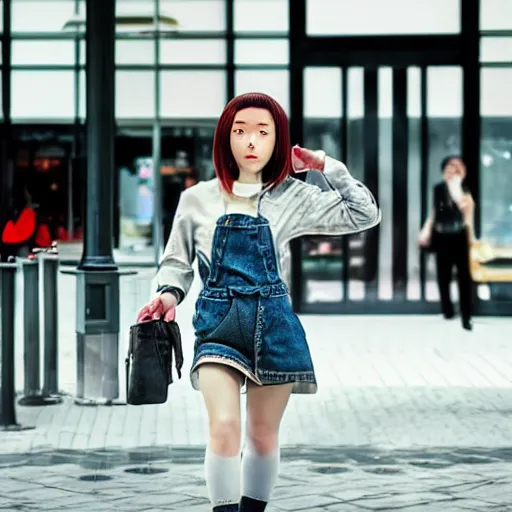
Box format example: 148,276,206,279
41,254,62,401
18,258,61,406
0,262,33,430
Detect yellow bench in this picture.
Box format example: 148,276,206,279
470,241,512,283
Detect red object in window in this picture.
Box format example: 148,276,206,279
57,226,67,240
2,208,37,244
35,224,52,248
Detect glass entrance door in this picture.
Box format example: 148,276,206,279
298,65,463,313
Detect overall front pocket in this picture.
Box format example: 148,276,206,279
193,296,233,339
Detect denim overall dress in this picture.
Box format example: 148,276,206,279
190,213,317,394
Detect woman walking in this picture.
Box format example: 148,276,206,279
138,92,380,511
418,156,475,331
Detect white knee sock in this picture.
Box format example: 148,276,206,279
241,437,280,502
204,446,241,507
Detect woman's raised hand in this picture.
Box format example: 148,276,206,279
291,144,326,173
457,194,474,214
137,292,177,323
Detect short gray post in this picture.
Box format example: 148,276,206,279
18,258,61,406
24,260,39,395
19,260,41,405
42,255,62,402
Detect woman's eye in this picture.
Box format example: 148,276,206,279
260,130,268,136
234,129,244,135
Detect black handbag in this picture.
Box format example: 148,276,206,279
125,319,184,405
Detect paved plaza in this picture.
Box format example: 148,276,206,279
1,266,512,510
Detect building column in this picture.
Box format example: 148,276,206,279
289,0,306,311
68,0,130,405
79,0,117,270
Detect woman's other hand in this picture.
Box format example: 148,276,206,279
137,292,177,323
291,145,326,172
418,230,431,248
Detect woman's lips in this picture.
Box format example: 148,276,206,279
245,155,258,159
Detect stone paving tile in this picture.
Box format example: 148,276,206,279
1,448,512,511
8,345,512,454
3,270,512,510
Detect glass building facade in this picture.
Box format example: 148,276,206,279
1,0,511,314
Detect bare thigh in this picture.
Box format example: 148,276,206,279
198,363,243,456
245,382,293,454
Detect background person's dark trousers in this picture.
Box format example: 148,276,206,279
435,230,473,330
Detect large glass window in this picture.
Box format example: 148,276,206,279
117,125,216,249
480,0,512,30
377,68,393,300
81,70,157,119
160,71,226,118
11,71,76,120
12,1,76,33
480,67,512,247
306,0,460,36
12,41,75,66
79,38,161,65
116,39,155,65
302,67,343,304
81,69,227,120
160,39,226,65
304,68,342,119
480,37,512,63
79,70,86,119
425,66,463,212
426,67,463,118
116,71,156,118
407,67,422,300
160,0,226,32
235,70,289,114
235,40,289,65
234,0,289,33
301,65,464,305
116,0,156,15
406,67,462,301
425,67,463,301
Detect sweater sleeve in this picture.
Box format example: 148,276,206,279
288,156,381,239
154,188,196,304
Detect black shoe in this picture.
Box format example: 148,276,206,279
443,311,455,320
213,504,238,512
239,496,268,511
462,319,473,331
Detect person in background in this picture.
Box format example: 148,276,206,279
418,156,475,331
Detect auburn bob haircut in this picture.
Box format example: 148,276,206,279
213,92,292,193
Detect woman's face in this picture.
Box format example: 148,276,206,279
230,107,276,183
443,158,466,182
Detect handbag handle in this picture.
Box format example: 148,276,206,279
125,355,131,402
125,323,135,402
164,322,183,379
